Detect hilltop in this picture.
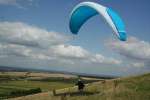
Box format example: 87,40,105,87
0,71,102,99
8,73,150,100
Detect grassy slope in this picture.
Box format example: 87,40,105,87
0,80,73,91
0,72,74,99
9,73,150,100
0,80,73,99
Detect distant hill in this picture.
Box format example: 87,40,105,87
9,73,150,100
0,66,29,72
0,66,116,79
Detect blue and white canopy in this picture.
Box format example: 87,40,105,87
69,2,127,41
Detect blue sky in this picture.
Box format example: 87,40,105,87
0,0,150,76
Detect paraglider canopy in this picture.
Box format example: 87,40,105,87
69,2,127,41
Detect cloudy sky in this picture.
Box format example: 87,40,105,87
0,0,150,76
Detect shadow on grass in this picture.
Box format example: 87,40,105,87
54,91,99,96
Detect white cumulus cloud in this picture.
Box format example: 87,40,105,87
0,22,69,48
0,21,149,76
0,0,17,5
0,0,36,8
106,36,150,71
107,37,150,61
0,21,121,67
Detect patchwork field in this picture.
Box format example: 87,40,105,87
0,72,101,99
8,73,150,100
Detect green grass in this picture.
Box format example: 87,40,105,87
19,73,149,100
0,80,73,91
1,72,150,100
64,73,150,100
0,73,75,99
